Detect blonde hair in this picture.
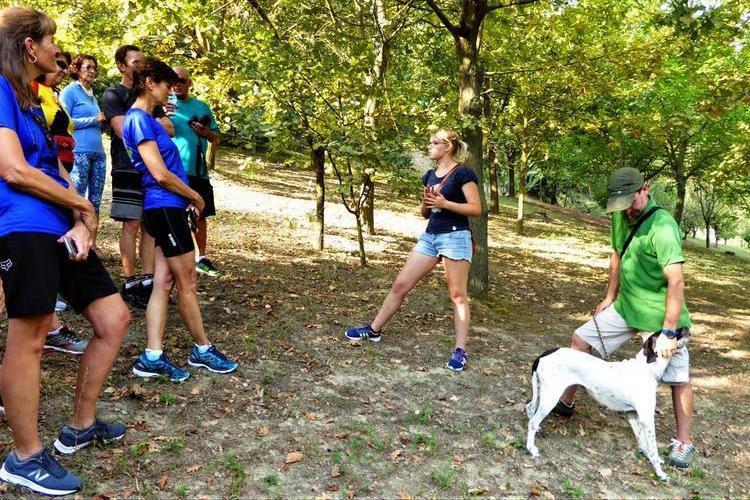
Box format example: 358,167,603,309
0,7,56,111
433,128,468,163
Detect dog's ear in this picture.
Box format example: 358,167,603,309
644,333,658,363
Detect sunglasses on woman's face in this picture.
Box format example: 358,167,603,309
56,60,68,70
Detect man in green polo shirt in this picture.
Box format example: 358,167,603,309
555,167,695,470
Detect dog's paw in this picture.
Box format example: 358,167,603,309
526,446,540,459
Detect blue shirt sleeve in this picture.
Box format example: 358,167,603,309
457,166,478,186
0,78,19,131
130,111,158,146
422,170,431,187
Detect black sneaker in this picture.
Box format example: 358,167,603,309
121,282,147,309
551,400,576,417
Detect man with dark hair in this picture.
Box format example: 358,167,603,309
102,45,174,308
555,167,695,470
171,67,222,276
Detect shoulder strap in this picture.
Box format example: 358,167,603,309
434,164,460,191
621,206,662,257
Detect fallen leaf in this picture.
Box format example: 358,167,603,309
468,487,489,496
513,403,526,412
331,465,342,478
599,468,612,478
391,449,403,463
348,484,355,500
156,474,169,490
326,483,339,492
257,426,270,437
191,386,201,396
121,486,136,498
529,486,541,497
285,451,304,464
304,412,316,421
186,464,201,473
148,442,162,453
397,491,413,500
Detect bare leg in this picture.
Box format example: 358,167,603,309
560,333,592,405
139,222,155,276
371,252,439,332
119,220,140,277
168,250,209,346
146,248,173,350
671,383,693,443
0,314,53,459
443,258,471,350
70,294,130,429
195,218,208,257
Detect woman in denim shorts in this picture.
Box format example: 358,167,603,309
345,128,481,371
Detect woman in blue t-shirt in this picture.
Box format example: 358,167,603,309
122,58,237,382
0,7,130,496
345,128,481,371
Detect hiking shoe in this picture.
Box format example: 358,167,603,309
667,438,695,469
53,419,126,455
446,347,468,371
44,324,88,355
132,352,190,382
196,257,220,277
188,345,238,374
0,449,81,496
344,324,382,342
121,282,147,309
54,295,70,313
551,399,576,417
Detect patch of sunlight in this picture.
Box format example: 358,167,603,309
512,236,609,268
692,375,734,389
721,349,750,360
690,273,741,287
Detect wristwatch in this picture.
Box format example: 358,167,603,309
660,328,677,339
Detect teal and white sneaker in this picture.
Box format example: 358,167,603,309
132,352,190,382
188,345,238,374
667,438,695,469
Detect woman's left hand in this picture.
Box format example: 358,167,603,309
59,221,92,261
423,188,447,210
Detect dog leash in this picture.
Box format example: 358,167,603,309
593,315,610,361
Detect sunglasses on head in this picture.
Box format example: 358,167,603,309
56,60,68,70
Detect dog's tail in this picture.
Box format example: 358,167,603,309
527,348,559,419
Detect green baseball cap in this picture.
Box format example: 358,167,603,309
606,168,644,213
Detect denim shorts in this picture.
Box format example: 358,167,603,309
414,230,472,262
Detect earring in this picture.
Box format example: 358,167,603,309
27,52,38,64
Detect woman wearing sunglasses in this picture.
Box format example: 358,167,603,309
122,57,237,382
60,55,107,248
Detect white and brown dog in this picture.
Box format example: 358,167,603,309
525,333,681,482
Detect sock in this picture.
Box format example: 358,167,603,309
124,276,138,289
145,348,163,361
195,343,211,354
369,325,381,334
140,273,154,288
48,325,63,336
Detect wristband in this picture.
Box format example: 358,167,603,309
659,328,677,339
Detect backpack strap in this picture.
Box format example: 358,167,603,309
620,206,662,257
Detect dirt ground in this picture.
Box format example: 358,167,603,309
1,153,749,499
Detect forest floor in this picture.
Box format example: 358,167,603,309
1,150,749,499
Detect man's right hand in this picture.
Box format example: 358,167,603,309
595,296,614,316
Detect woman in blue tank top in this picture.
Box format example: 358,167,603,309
345,128,481,371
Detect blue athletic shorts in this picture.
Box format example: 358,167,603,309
413,230,472,262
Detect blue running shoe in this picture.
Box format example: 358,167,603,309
53,419,126,455
344,324,382,342
446,348,468,371
0,449,81,496
188,345,238,374
132,352,190,382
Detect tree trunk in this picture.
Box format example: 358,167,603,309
455,25,488,299
671,139,688,224
705,223,710,248
487,141,498,214
362,176,375,235
355,211,367,267
206,142,217,170
506,146,516,198
310,142,325,251
516,120,529,235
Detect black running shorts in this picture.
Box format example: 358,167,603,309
142,207,195,258
188,175,216,219
0,232,118,318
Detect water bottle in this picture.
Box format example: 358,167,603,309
166,93,178,116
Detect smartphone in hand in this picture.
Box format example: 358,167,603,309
62,237,78,259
